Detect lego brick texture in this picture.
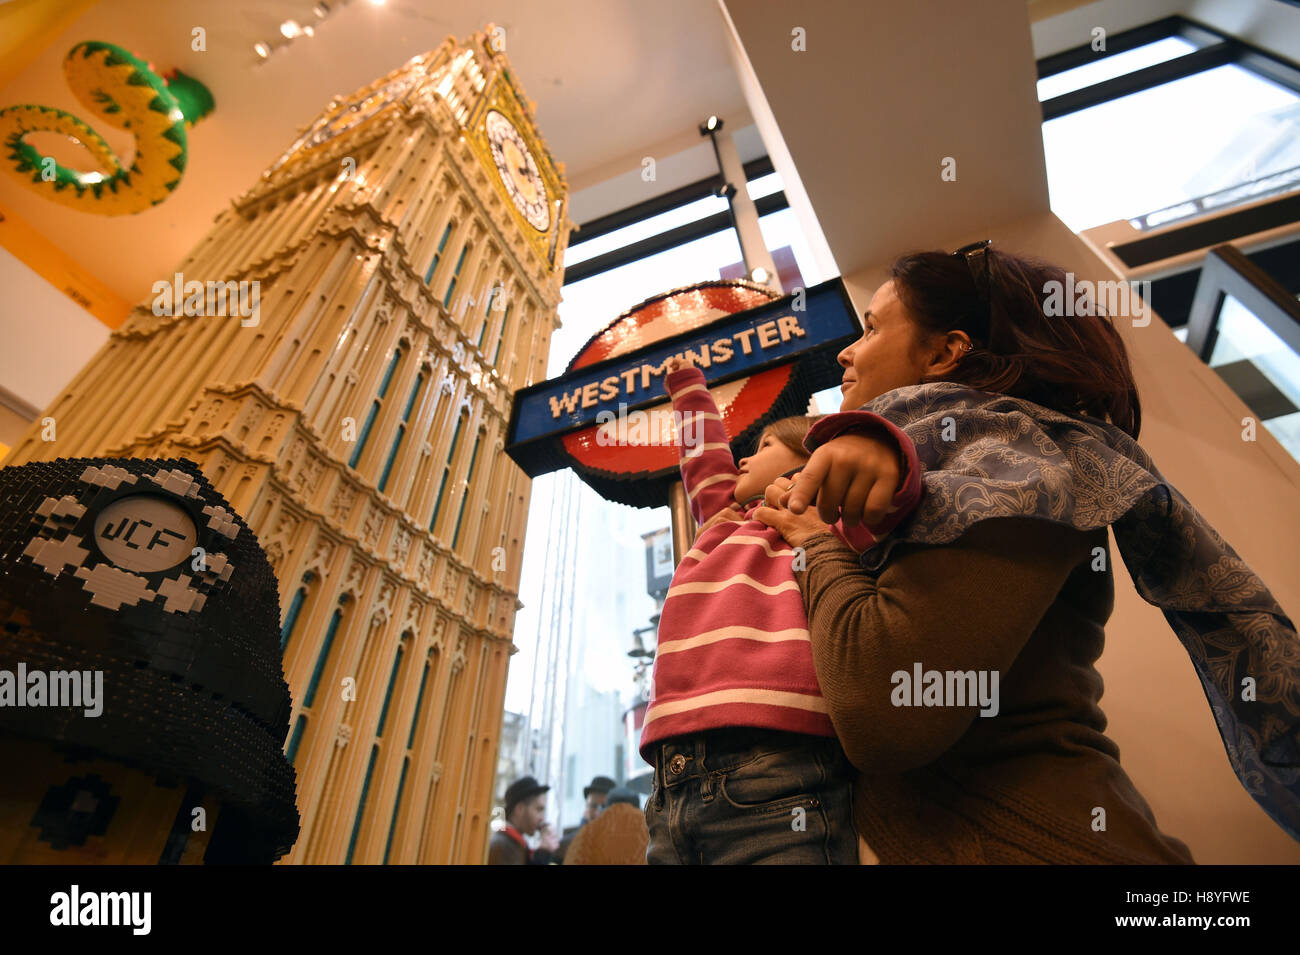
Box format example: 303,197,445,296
0,456,300,862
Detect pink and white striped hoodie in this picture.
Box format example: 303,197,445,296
639,365,923,759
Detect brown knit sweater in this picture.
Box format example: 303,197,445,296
797,516,1194,864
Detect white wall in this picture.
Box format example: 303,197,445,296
1190,0,1300,65
1032,0,1192,57
0,248,109,445
1032,0,1300,66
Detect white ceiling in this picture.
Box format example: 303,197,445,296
6,0,1270,310
0,0,754,303
724,0,1054,279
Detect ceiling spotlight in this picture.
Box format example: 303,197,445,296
253,42,270,58
714,182,736,200
280,20,301,38
303,25,315,37
369,0,387,5
313,2,330,16
749,266,770,284
699,115,722,135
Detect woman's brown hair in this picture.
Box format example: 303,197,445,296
889,247,1142,438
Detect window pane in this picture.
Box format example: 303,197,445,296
756,206,827,289
1206,294,1300,464
564,172,783,268
745,171,784,200
564,194,729,267
1037,36,1199,101
1043,64,1300,232
551,227,743,375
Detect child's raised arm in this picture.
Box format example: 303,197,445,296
663,356,739,525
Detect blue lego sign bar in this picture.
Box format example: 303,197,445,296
507,277,859,453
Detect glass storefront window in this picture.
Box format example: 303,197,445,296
1043,64,1300,232
562,172,786,268
552,227,744,372
1037,36,1199,101
506,193,837,828
562,194,730,267
1205,294,1300,464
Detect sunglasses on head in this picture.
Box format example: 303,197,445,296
951,239,992,346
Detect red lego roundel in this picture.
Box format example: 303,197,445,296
561,280,792,479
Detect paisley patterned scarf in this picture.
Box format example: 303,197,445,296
854,382,1300,844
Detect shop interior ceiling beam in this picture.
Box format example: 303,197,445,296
717,0,1051,279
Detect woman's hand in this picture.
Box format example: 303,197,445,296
753,476,832,548
785,432,901,527
695,504,744,540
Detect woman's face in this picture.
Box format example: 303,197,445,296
837,280,935,411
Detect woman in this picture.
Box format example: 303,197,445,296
748,243,1300,864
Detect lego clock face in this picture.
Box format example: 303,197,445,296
485,109,550,232
310,75,414,147
270,75,416,171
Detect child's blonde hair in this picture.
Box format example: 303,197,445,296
754,415,823,459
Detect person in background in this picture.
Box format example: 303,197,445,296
554,775,616,863
489,775,561,864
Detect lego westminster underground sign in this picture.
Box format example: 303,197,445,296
505,277,861,508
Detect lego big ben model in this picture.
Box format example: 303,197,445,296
2,26,573,864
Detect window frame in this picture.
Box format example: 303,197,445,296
1037,15,1300,121
1037,14,1300,244
562,156,786,286
1185,243,1300,364
1037,14,1300,330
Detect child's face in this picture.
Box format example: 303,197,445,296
734,431,807,504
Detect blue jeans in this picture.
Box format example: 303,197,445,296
644,727,858,865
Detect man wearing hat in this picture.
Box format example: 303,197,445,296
554,775,617,863
489,775,557,865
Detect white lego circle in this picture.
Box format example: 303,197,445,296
92,495,198,574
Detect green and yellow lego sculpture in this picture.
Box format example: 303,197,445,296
0,41,214,215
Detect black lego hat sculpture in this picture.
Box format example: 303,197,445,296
0,457,300,863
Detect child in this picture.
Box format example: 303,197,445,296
641,355,922,865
